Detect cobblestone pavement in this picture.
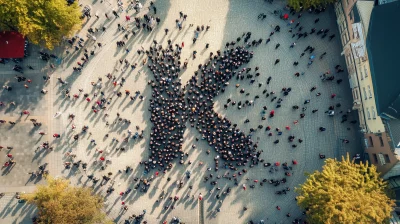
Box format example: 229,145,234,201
0,0,362,223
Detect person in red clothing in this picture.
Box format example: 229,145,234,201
53,133,60,138
270,110,275,117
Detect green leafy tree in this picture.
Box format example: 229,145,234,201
22,176,112,224
288,0,336,11
0,0,81,49
296,154,395,224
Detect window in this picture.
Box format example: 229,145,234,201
346,54,352,66
358,110,364,125
373,153,378,163
346,0,349,6
379,136,384,146
366,108,371,120
372,107,376,119
369,136,374,147
384,154,391,163
364,65,368,78
353,88,359,99
363,87,367,100
378,153,386,165
368,85,372,98
342,33,349,45
360,68,363,80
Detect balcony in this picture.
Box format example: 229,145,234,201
353,100,362,110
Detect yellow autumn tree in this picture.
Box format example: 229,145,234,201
21,176,112,224
288,0,336,11
296,154,395,224
0,0,81,49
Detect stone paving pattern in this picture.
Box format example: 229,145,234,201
0,0,363,223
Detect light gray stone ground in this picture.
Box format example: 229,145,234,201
0,0,362,223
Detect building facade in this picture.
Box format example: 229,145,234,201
334,0,399,175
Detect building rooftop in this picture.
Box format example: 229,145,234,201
388,119,400,150
356,1,374,35
366,0,400,120
378,0,399,5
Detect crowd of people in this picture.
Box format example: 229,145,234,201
146,43,262,173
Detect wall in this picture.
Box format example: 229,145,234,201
335,0,385,134
365,133,398,175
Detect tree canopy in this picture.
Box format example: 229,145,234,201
288,0,336,11
0,0,81,49
296,154,395,224
22,176,111,224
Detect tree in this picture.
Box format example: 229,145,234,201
296,154,395,224
0,0,81,49
22,176,112,224
288,0,336,11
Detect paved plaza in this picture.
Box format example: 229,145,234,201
0,0,362,223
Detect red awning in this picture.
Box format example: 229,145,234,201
0,31,25,58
